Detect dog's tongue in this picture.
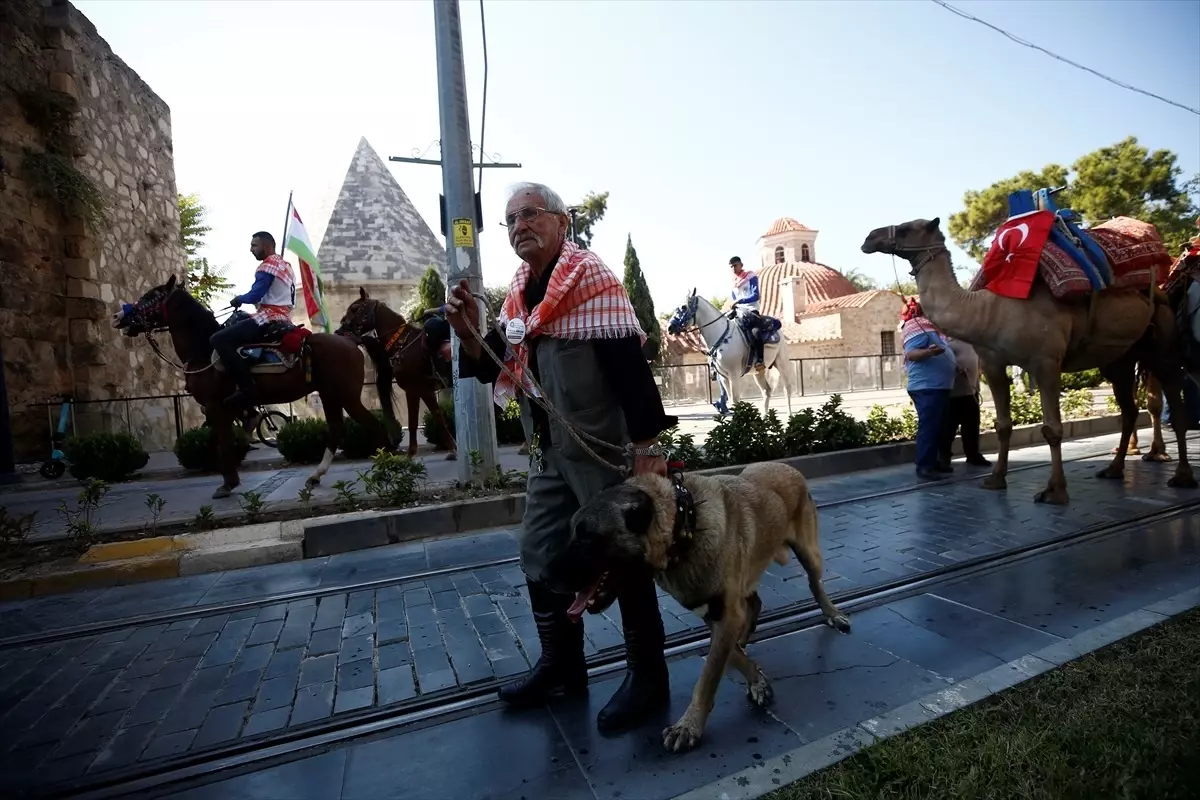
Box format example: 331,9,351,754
566,574,604,621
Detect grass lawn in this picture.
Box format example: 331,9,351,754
768,607,1200,800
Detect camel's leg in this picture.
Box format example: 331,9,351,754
1143,374,1171,462
306,392,343,487
1032,368,1069,505
1154,370,1197,489
405,390,421,459
1098,357,1140,480
981,361,1012,491
211,411,241,499
423,388,457,460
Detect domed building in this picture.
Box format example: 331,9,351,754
660,217,906,400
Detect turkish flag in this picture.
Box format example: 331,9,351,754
979,210,1056,299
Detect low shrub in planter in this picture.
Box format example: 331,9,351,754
64,431,149,483
276,418,330,464
174,425,251,472
422,397,527,449
342,410,390,459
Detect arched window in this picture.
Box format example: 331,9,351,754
800,244,811,263
774,246,785,264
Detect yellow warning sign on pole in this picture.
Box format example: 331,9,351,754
452,218,475,249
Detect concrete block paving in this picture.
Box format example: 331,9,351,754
0,431,1197,792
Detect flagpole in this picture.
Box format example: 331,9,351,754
280,189,294,254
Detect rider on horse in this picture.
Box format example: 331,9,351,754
211,231,296,408
729,256,768,372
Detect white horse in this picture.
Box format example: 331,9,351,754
666,288,794,417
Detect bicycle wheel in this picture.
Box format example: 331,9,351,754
255,410,290,448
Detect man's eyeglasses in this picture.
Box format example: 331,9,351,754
501,206,554,228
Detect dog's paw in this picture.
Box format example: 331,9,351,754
747,673,774,708
662,718,704,752
826,612,851,633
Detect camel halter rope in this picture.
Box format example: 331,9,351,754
887,226,950,339
454,292,637,478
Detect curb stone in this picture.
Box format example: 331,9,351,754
668,583,1200,800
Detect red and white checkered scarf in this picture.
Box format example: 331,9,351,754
495,240,645,407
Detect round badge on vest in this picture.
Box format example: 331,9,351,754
505,318,527,345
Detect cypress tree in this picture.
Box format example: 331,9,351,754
623,234,660,362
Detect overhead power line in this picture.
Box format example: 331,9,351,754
929,0,1200,116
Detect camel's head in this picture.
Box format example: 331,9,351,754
861,218,945,257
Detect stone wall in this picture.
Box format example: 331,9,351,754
0,0,194,460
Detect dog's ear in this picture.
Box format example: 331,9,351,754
619,488,656,536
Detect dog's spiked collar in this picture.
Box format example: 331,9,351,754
666,461,697,567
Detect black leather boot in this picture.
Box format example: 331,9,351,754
498,580,588,708
597,571,670,734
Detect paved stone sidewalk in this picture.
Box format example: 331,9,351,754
0,427,1193,788
0,445,529,542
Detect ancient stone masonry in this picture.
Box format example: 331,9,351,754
0,0,196,459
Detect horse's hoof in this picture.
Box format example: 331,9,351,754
1143,452,1173,463
305,476,321,488
1168,473,1198,489
1096,467,1124,480
445,452,457,461
980,475,1007,491
1034,489,1069,505
212,486,232,499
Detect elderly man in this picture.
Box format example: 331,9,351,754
445,182,677,734
937,336,991,470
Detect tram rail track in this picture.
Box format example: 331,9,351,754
41,494,1200,800
1,436,1180,651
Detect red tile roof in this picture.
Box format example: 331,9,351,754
760,217,816,238
806,289,897,313
757,261,858,319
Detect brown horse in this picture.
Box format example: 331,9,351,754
336,288,458,460
114,275,392,498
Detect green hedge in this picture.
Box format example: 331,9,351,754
342,410,390,460
174,425,251,472
276,418,330,464
65,432,148,482
422,396,527,450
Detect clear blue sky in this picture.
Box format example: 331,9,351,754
74,0,1200,313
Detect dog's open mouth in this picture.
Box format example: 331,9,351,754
566,570,613,621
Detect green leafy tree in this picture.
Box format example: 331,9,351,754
570,191,609,250
482,285,509,323
178,192,232,308
622,234,660,362
948,137,1200,261
409,264,447,319
709,295,728,311
843,267,877,292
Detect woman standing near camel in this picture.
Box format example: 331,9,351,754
900,298,957,481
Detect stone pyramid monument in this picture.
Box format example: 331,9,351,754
304,136,446,327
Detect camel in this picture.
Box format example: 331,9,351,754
860,217,1196,505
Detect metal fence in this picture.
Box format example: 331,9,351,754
653,354,906,408
26,355,908,447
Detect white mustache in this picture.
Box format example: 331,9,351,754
515,232,543,250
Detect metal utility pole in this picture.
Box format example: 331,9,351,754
433,0,498,483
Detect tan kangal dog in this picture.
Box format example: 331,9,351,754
547,461,850,752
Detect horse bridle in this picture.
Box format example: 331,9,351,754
338,300,423,363
673,294,734,360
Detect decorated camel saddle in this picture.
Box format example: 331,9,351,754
1161,219,1200,371
969,187,1175,302
211,311,311,375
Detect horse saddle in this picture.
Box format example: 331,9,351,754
212,315,307,375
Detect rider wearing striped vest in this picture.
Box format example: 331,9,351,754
211,231,296,409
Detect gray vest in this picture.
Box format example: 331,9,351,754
518,337,630,469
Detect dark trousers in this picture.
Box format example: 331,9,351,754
938,393,983,464
210,317,264,386
908,389,950,471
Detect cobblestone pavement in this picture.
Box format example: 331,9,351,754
0,428,1194,791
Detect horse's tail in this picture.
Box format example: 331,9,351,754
361,337,399,439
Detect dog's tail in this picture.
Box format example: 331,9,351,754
786,489,823,576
